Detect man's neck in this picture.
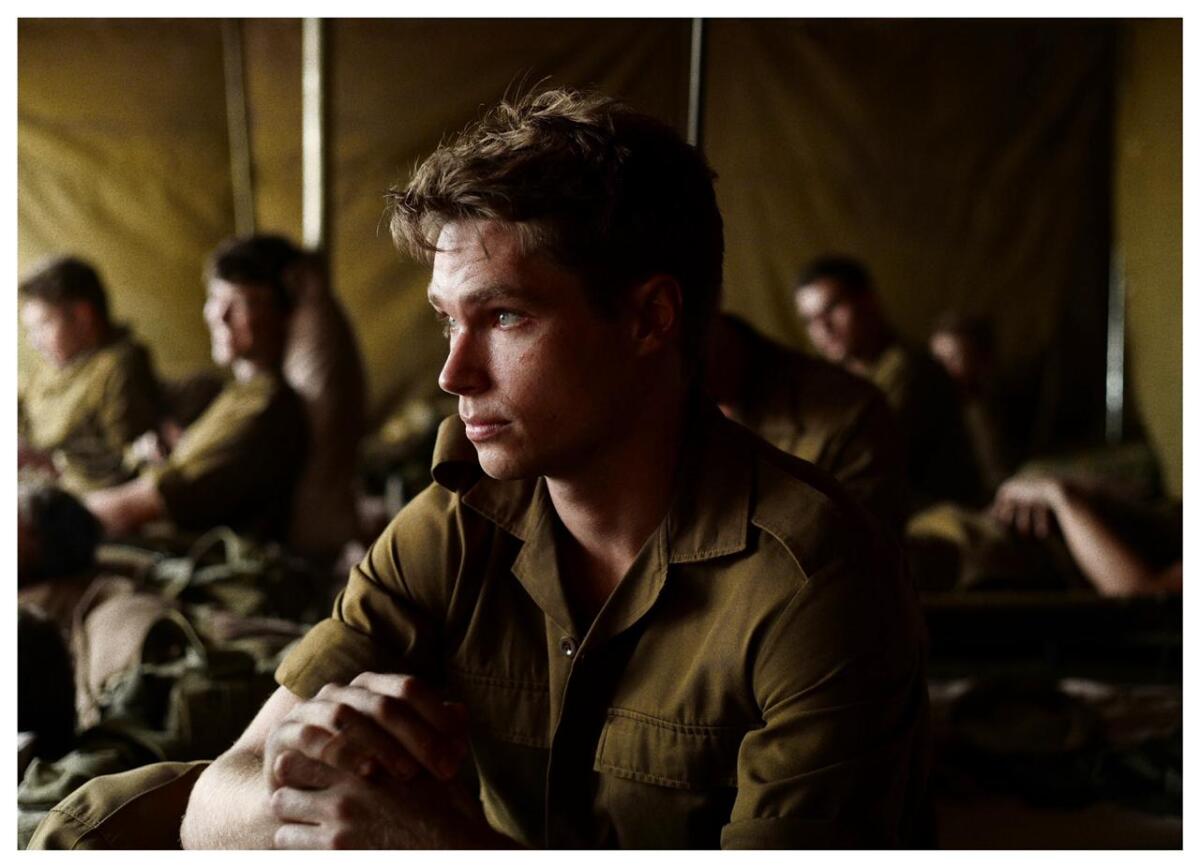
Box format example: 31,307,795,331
846,328,896,376
545,388,688,624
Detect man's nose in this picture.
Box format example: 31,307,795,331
438,331,488,396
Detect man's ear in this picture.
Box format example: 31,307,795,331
628,274,682,355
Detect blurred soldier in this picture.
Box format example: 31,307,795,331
929,311,1011,495
282,252,368,558
794,256,983,512
18,256,162,492
85,236,308,542
707,312,906,528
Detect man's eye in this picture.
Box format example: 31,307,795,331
496,310,524,328
439,316,459,338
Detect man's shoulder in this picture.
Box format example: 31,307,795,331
717,417,886,585
90,329,154,377
788,350,889,415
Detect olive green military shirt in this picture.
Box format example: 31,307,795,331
145,370,306,541
18,328,161,493
719,320,906,530
863,343,984,512
277,406,930,848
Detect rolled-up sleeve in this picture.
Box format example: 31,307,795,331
276,483,462,699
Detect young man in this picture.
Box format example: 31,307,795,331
180,90,929,849
84,235,307,542
18,256,162,492
795,257,983,512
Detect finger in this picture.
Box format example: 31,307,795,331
327,681,464,780
1033,504,1050,538
283,695,420,781
273,822,335,850
271,785,333,824
350,672,469,736
1014,504,1031,536
274,749,341,790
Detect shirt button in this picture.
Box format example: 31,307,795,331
559,636,577,658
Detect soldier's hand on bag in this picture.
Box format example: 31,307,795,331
263,672,470,792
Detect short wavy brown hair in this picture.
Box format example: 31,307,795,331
386,88,724,365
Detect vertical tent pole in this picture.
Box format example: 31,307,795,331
302,18,327,250
687,18,707,149
1105,249,1127,443
222,19,255,236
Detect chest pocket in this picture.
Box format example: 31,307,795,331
446,667,550,749
593,708,748,790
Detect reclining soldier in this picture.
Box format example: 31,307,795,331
180,89,930,849
19,256,162,493
84,235,308,543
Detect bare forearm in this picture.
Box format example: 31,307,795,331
181,750,278,849
1053,488,1157,596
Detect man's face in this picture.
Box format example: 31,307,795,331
429,220,635,481
794,278,864,363
203,278,284,366
21,299,92,368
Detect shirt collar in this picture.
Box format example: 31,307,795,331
429,402,753,566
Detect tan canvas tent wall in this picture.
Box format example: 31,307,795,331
17,18,1181,488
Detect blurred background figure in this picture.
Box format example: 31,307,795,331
281,251,368,560
706,311,906,529
18,256,163,493
84,235,308,542
794,255,983,513
928,311,1011,495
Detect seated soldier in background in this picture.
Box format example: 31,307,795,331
929,311,1011,496
84,235,308,543
282,251,368,559
794,256,983,513
18,256,162,492
706,311,906,529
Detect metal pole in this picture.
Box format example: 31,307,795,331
687,18,706,149
302,18,326,249
1105,248,1127,443
222,19,255,235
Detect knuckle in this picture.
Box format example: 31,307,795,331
374,694,402,724
298,723,329,752
329,703,358,730
316,682,342,700
395,676,415,700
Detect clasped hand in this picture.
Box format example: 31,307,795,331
264,672,476,848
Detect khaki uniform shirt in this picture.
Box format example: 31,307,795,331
145,370,306,541
864,343,983,512
277,406,930,848
19,329,160,492
720,322,906,529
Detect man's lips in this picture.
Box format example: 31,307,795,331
462,417,510,442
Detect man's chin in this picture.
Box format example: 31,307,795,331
474,444,535,481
